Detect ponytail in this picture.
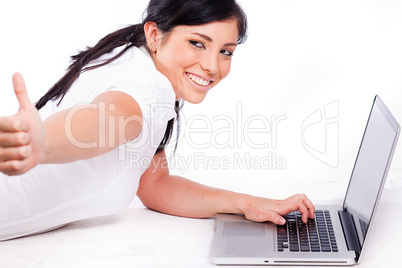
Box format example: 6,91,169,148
35,23,180,154
35,24,145,110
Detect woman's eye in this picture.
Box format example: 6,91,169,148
190,41,205,49
221,49,234,57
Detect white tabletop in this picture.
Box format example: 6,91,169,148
0,180,401,268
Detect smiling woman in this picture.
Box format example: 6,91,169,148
147,20,240,104
0,0,315,241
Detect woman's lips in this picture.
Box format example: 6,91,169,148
186,72,215,87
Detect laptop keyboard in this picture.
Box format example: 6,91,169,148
359,218,369,239
277,210,338,252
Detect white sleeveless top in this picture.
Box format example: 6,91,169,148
0,46,176,240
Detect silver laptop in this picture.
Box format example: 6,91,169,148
211,95,400,266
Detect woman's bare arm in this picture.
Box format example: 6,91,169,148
137,150,315,225
40,90,143,164
0,73,142,175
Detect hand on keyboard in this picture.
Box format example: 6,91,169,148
239,193,315,225
277,210,338,252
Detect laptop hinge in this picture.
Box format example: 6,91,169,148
338,210,361,258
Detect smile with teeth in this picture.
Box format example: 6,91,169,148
187,73,214,87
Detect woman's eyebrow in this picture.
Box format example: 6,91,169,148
192,32,237,47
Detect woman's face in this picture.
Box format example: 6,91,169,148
147,19,239,104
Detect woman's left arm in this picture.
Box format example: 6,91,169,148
137,150,315,225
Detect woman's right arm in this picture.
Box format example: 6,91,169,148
0,73,143,176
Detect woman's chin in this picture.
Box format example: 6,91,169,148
179,91,208,104
185,95,207,104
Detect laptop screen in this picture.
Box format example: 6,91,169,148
343,96,400,251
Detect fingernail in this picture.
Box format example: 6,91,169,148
279,218,286,225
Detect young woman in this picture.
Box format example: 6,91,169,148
0,0,315,241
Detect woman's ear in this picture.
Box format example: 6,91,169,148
144,21,159,53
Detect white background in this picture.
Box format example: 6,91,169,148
1,0,401,201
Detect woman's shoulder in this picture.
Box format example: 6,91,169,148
74,46,174,101
98,46,176,119
107,46,176,104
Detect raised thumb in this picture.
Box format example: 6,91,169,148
12,72,32,111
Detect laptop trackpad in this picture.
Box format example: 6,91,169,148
220,221,272,257
223,222,265,237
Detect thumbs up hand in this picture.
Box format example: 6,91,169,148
0,73,45,176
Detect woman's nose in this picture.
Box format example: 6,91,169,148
200,53,219,75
